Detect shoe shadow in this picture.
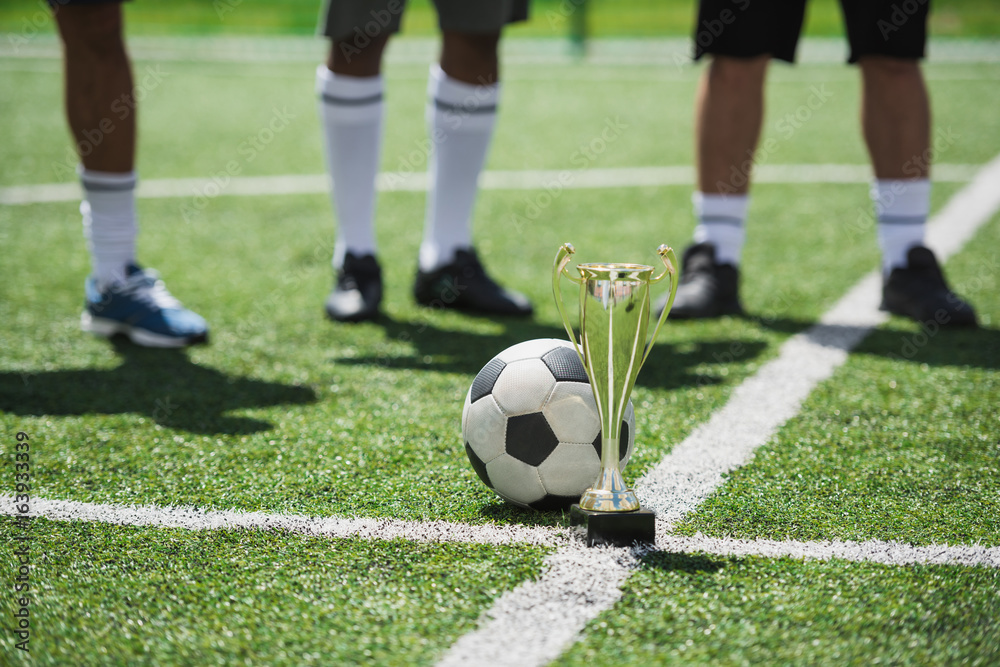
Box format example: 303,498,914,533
335,314,768,391
1,337,316,434
855,324,1000,369
753,315,1000,370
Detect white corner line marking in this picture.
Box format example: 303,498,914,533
2,495,996,571
435,152,1000,667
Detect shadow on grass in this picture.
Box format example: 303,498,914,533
854,324,1000,369
753,315,1000,370
637,550,725,575
478,500,570,527
335,314,768,391
0,338,316,434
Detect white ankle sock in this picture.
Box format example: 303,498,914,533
420,65,498,272
79,166,137,290
691,192,748,266
316,65,383,269
872,179,930,275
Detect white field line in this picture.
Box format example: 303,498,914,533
657,534,1000,568
3,495,997,570
435,153,1000,667
0,163,982,206
0,495,568,548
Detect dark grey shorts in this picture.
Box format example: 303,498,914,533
320,0,529,40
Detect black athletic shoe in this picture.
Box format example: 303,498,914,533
658,242,742,319
413,248,533,316
325,252,383,323
880,245,977,327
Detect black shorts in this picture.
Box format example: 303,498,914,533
321,0,529,40
693,0,929,64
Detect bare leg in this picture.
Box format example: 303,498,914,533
329,33,390,76
859,56,930,179
440,30,500,84
55,4,134,173
696,55,770,194
665,55,769,319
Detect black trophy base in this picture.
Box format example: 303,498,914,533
569,504,656,547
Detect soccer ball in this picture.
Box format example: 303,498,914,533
461,338,635,510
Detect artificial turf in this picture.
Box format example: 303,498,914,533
0,519,547,665
2,27,999,666
557,553,1000,666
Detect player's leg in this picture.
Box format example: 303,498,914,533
317,1,397,322
55,1,207,347
664,0,806,319
675,54,769,318
412,0,532,316
844,0,977,326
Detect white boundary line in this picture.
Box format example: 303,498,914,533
657,534,1000,568
435,153,1000,667
0,495,568,547
3,495,997,570
0,163,982,206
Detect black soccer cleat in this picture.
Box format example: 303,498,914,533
413,247,533,316
325,252,383,323
880,245,977,327
658,242,743,319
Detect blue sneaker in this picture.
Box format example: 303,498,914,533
81,264,209,348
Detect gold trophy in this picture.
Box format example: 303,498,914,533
552,243,678,546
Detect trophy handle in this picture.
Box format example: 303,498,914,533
640,244,678,369
552,243,585,363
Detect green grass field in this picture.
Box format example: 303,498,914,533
2,6,1000,665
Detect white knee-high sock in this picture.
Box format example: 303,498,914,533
79,166,137,290
691,191,749,266
420,65,499,272
316,65,383,269
872,179,930,275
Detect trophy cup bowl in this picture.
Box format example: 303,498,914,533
552,243,678,545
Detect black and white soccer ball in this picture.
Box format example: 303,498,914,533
461,338,635,511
